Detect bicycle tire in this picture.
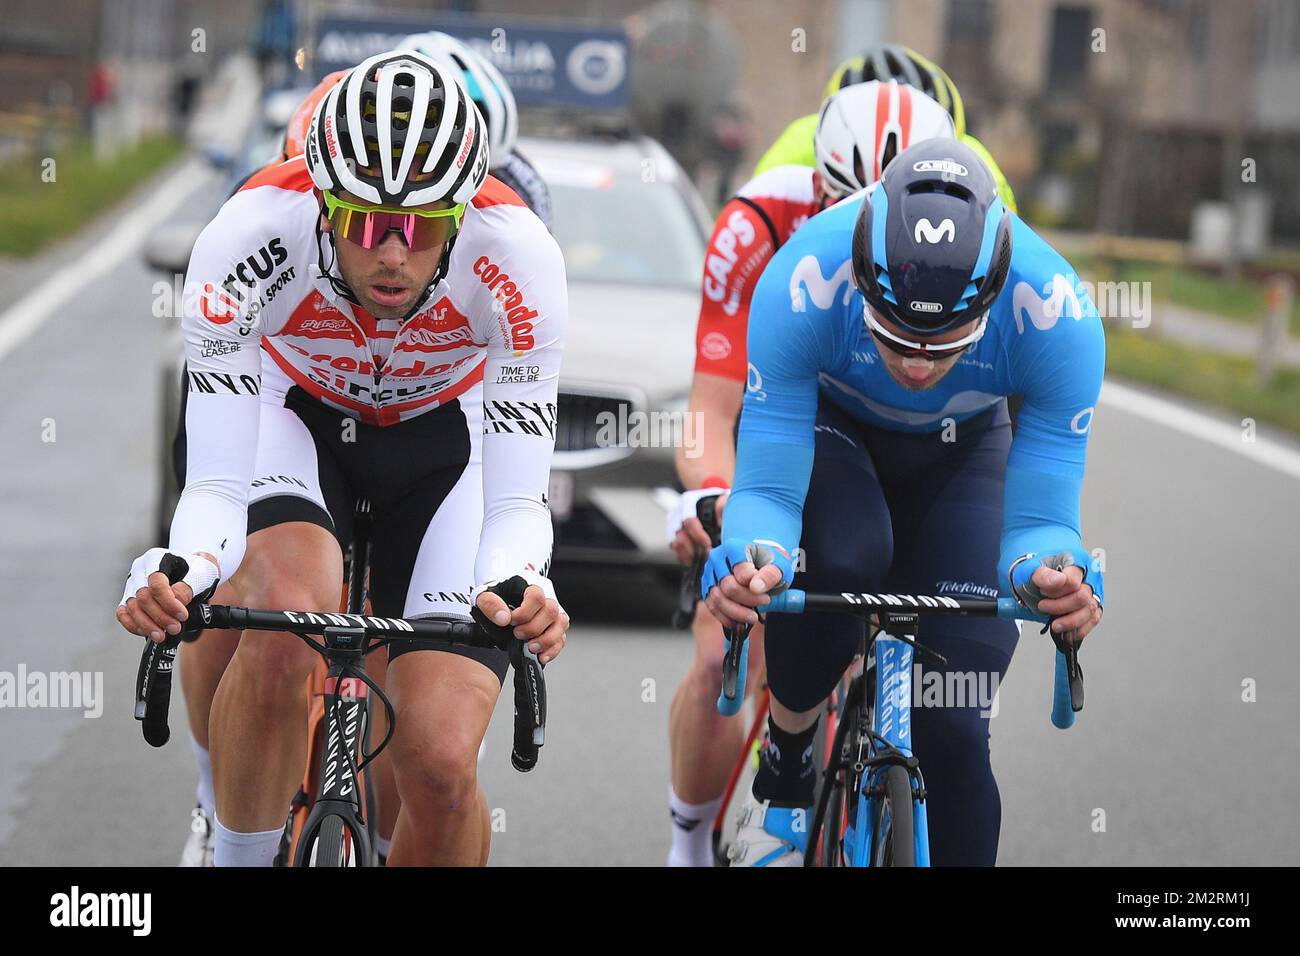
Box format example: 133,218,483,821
307,814,357,867
871,764,916,867
812,677,858,867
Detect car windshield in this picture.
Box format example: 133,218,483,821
539,159,705,288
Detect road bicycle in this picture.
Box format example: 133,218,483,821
132,500,546,867
717,586,1083,867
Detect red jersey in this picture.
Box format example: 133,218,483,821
694,165,823,381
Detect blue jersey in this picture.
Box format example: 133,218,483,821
723,193,1106,591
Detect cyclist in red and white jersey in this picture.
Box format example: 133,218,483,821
663,80,954,866
117,50,569,867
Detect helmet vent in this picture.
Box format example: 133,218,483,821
906,180,973,201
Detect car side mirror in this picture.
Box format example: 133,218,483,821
142,221,205,277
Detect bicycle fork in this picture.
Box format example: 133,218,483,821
851,629,930,867
293,625,373,867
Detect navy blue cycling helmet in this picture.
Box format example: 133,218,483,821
852,138,1011,336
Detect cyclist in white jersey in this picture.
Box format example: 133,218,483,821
117,50,569,866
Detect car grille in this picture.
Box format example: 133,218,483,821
555,392,634,452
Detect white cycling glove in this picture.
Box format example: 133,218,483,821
665,486,728,547
119,548,220,609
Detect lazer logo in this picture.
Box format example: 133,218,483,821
473,256,537,352
913,218,955,244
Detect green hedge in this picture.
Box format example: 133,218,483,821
1106,326,1300,434
0,135,185,257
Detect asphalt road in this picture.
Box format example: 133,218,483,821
1,164,1298,867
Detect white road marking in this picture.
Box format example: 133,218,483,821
1099,380,1300,481
0,159,212,364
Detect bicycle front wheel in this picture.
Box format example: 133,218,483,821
871,765,916,867
306,814,360,867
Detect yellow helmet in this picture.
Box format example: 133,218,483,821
822,44,966,138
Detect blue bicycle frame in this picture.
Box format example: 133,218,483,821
717,588,1081,867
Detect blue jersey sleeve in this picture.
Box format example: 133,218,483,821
997,224,1106,593
721,235,848,561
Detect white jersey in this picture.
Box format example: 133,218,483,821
172,154,566,588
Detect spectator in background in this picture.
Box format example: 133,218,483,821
708,100,750,207
252,0,297,90
87,61,116,161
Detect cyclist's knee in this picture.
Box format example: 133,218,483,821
393,734,480,813
231,630,318,695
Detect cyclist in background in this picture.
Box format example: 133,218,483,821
663,81,956,867
754,43,1018,214
401,32,552,232
700,138,1104,866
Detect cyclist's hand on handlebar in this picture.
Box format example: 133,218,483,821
1029,564,1102,643
700,539,791,628
667,487,728,564
474,573,569,665
116,548,219,642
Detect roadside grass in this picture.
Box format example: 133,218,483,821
0,136,184,257
1105,324,1300,434
1073,253,1300,335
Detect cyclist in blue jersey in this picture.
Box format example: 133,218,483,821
700,139,1106,866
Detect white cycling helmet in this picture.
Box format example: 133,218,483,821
399,32,518,171
304,48,490,207
813,80,956,199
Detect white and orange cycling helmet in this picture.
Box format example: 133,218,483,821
813,80,956,199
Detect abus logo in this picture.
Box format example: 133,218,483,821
913,218,955,244
910,301,943,313
913,159,968,177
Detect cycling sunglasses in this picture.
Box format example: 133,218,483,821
322,191,465,252
864,304,989,360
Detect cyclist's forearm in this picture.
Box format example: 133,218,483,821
997,463,1090,589
723,438,814,557
166,393,258,582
